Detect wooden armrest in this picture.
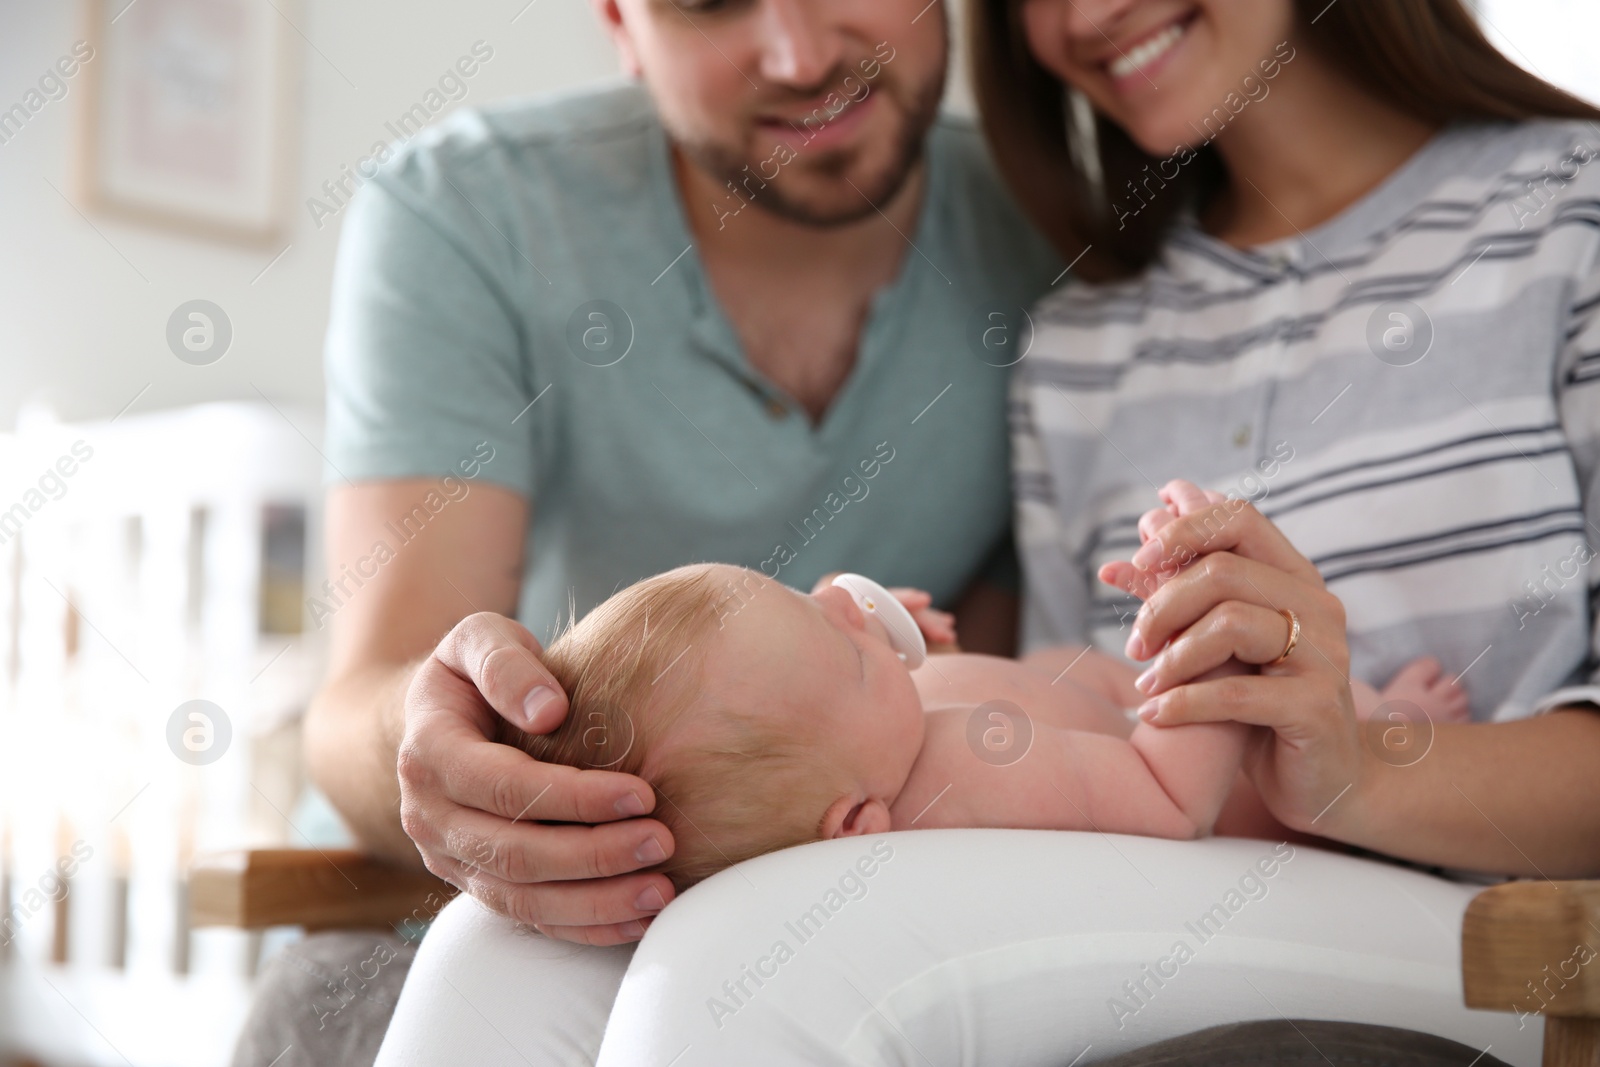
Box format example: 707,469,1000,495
190,849,454,932
1462,880,1600,1067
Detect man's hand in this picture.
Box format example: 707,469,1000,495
399,610,677,945
308,481,676,945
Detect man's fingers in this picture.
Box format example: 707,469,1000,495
439,858,675,929
1130,497,1321,585
535,916,657,947
437,805,674,884
434,611,569,733
1137,602,1294,696
434,739,657,824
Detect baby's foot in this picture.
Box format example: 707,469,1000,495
1365,656,1471,723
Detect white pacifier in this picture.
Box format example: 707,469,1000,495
830,573,927,669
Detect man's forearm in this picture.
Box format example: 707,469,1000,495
1341,709,1600,878
303,657,427,867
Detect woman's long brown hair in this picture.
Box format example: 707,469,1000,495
971,0,1600,282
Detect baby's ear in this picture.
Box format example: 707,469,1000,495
822,794,892,839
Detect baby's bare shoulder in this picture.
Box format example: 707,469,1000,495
911,652,1053,710
914,653,1134,738
890,709,1097,833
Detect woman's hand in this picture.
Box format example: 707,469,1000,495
1097,480,1368,835
399,612,677,945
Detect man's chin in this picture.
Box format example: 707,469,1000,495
752,171,901,228
679,104,932,229
720,138,925,229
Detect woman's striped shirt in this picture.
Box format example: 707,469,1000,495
1014,120,1600,721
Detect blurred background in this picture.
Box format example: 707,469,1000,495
0,0,1595,1063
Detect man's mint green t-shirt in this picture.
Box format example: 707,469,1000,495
324,82,1062,635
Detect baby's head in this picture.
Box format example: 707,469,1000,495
498,563,926,891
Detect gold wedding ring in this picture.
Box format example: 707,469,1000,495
1269,608,1300,666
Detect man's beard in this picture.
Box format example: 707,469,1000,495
674,68,947,229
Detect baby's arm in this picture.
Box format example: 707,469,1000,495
897,707,1249,840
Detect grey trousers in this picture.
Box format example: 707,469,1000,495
232,934,1513,1067
231,930,416,1067
1086,1020,1514,1067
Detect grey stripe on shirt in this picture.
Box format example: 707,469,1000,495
1014,119,1600,722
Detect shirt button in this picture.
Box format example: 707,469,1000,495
765,397,788,419
1232,424,1252,448
1268,252,1291,273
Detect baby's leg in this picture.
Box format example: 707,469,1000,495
1354,656,1470,723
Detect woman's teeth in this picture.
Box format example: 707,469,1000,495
1108,21,1186,80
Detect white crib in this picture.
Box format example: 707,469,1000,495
0,402,328,1067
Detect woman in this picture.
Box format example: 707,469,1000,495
974,0,1600,876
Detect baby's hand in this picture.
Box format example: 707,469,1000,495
1099,479,1224,602
889,587,959,653
810,575,958,651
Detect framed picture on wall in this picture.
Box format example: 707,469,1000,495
78,0,300,245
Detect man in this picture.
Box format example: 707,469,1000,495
231,0,1060,1061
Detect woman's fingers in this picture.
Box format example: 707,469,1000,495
1127,550,1337,666
1130,496,1322,585
1137,673,1330,737
1134,601,1297,697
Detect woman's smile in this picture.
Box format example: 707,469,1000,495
1022,0,1294,156
1105,12,1197,93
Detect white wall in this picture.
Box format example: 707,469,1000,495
1479,0,1600,108
0,0,619,428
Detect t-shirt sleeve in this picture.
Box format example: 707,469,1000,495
1537,239,1600,715
323,170,540,496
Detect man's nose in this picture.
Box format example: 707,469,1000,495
754,0,842,89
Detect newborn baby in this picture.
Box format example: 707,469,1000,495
501,515,1463,892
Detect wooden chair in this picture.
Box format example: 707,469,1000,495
190,850,452,933
1463,880,1600,1066
193,851,1599,1065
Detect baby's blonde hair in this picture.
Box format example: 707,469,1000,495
498,565,855,892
